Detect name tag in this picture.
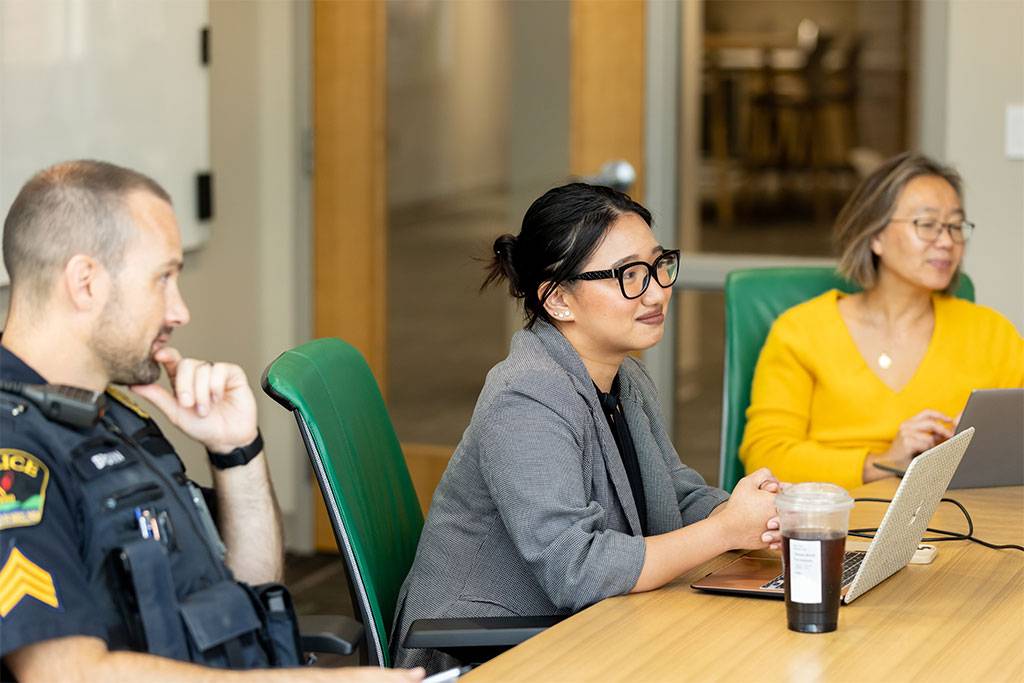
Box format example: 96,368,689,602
90,450,127,471
71,437,137,480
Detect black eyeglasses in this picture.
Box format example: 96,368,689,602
568,249,680,299
890,217,975,244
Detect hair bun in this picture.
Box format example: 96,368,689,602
493,234,517,257
483,233,523,297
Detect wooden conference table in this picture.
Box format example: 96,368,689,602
464,482,1024,682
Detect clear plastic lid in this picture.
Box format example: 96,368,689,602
775,482,853,513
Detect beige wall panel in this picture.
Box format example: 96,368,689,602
945,0,1024,331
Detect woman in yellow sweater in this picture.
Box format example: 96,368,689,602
740,152,1024,491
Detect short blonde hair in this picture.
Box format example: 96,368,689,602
834,152,963,295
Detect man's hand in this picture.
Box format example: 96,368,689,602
130,347,259,454
332,668,426,682
132,347,280,584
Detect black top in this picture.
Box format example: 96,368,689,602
595,376,648,536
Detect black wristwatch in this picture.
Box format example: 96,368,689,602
207,430,264,470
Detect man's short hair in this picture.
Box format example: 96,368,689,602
2,160,172,304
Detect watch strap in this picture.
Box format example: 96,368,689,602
207,430,263,469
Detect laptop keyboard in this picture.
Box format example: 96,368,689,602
761,551,867,590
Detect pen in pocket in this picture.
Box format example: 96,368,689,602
133,506,161,541
133,506,150,539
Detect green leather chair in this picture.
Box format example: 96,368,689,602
262,338,558,667
719,267,975,492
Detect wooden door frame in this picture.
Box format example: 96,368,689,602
311,0,387,551
570,0,646,197
313,0,387,381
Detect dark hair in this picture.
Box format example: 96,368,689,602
3,159,172,305
483,182,653,328
834,151,963,294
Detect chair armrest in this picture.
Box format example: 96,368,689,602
299,613,365,657
404,615,564,651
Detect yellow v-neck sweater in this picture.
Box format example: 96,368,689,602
739,289,1024,490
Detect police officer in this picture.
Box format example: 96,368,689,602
0,161,423,683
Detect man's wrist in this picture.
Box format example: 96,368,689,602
207,430,263,469
204,428,260,455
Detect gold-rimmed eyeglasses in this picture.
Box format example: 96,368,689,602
890,218,975,244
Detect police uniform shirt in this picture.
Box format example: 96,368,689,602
0,346,110,660
0,345,229,667
0,343,311,676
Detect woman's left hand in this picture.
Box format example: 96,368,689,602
717,468,781,550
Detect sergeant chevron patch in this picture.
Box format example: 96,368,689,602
0,547,60,618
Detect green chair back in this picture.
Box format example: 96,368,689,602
719,268,975,492
262,338,424,667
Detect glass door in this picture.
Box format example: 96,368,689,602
665,0,915,485
383,0,647,515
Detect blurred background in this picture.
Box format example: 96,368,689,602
1,1,1021,564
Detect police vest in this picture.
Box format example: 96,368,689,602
0,388,302,669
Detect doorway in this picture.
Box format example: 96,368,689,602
313,0,646,550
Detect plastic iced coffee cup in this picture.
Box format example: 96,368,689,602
775,483,854,633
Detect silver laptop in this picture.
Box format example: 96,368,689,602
873,389,1023,488
948,389,1023,489
691,428,974,603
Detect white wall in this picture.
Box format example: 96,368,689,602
918,0,1024,332
0,0,210,282
0,0,315,551
174,0,313,550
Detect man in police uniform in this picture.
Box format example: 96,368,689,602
0,161,423,682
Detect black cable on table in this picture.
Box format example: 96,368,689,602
848,497,1024,552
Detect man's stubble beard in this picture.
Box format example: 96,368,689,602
90,289,162,386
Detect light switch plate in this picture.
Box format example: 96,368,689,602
1007,104,1024,160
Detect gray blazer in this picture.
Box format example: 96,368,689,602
391,321,729,670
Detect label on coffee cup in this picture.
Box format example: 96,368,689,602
789,539,822,604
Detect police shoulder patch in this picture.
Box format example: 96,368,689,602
0,448,50,530
0,546,60,618
106,387,150,419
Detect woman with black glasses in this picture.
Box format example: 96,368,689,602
391,183,782,672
